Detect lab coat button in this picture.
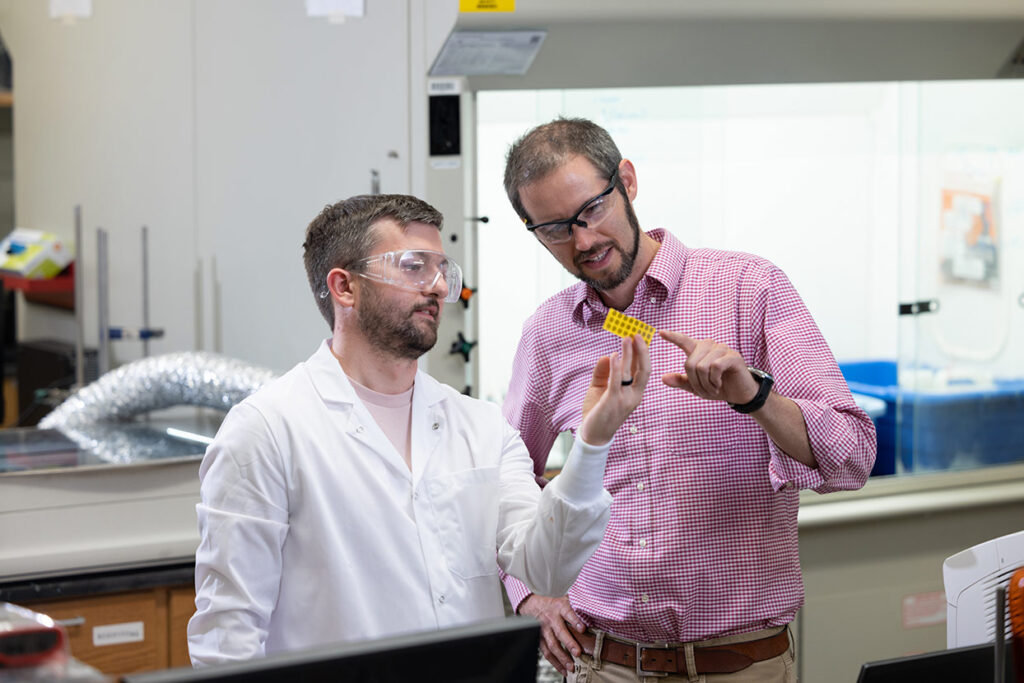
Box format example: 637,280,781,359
438,594,446,604
432,422,440,430
355,425,364,434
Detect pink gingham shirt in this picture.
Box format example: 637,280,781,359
502,229,875,643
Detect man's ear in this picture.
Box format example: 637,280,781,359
618,159,638,202
326,268,357,309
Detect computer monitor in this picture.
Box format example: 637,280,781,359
121,616,540,683
857,641,1016,683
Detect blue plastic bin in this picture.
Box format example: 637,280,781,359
839,361,1024,475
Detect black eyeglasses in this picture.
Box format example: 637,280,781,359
523,171,619,245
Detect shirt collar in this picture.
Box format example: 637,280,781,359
571,228,687,325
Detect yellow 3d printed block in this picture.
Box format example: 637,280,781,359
602,308,655,345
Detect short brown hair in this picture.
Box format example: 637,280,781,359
302,194,443,328
504,117,622,223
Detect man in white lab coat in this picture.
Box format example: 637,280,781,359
187,194,650,667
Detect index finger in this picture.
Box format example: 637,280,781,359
659,329,696,353
629,333,652,387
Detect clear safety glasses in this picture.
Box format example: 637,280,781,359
524,171,619,245
352,249,463,303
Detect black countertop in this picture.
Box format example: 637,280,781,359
0,560,195,604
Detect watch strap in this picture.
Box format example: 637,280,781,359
730,367,773,414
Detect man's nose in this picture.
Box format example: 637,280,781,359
426,270,448,298
572,222,599,251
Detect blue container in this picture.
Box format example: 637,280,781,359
839,361,1024,475
841,361,899,476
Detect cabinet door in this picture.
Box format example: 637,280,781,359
194,0,412,372
168,586,196,668
27,590,168,676
0,1,197,364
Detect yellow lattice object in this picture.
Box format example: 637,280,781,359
602,308,655,345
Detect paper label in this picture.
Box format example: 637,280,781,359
93,621,145,646
460,0,515,12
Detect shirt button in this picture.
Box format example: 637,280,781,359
629,426,639,435
640,593,650,604
650,297,657,304
638,539,647,548
636,482,645,491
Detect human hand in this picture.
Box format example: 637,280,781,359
659,330,759,405
518,594,585,676
578,334,650,446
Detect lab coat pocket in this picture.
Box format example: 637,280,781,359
424,466,501,580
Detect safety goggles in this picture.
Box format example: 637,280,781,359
524,171,619,245
351,249,463,303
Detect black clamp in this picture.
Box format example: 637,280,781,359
449,332,477,362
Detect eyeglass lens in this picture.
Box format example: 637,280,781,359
529,174,618,244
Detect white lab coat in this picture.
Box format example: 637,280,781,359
187,341,612,666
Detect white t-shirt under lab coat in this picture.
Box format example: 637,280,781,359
187,341,613,667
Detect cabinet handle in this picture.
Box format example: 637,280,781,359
55,617,86,628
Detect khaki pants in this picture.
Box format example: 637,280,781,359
566,627,796,683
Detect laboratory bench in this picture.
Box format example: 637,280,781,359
0,408,217,678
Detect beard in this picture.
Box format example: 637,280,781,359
357,288,439,360
572,195,642,292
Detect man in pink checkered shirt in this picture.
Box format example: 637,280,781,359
500,118,877,682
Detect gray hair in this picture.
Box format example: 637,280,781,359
503,117,622,223
302,194,443,328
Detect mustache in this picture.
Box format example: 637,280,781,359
574,241,616,268
412,301,440,318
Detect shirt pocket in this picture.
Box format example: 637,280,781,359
424,466,500,580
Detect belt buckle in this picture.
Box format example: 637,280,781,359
635,642,669,678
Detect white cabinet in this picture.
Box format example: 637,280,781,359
0,0,422,374
193,0,413,371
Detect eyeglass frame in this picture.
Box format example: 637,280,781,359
523,170,620,244
344,249,463,303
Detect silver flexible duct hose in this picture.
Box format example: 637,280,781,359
38,352,277,464
40,351,277,430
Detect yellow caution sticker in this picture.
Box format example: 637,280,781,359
460,0,515,12
602,308,655,345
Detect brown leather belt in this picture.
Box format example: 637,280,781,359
577,627,790,677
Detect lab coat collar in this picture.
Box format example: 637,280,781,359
306,340,448,484
306,339,447,407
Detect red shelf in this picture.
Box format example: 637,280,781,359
0,265,74,293
0,263,75,310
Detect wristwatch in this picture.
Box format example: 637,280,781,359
729,367,774,414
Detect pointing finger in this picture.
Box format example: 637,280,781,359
659,329,697,353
